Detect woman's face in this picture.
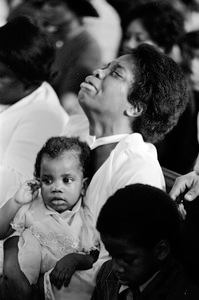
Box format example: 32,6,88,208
78,54,135,130
122,19,157,52
0,61,27,105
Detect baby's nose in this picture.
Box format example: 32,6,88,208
52,183,63,192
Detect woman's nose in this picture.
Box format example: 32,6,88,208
93,68,105,79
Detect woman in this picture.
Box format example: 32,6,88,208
0,16,69,207
44,43,189,299
120,1,185,62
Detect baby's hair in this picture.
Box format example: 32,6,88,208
34,136,91,179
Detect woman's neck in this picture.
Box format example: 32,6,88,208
89,119,133,138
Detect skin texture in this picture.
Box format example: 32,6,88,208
78,54,136,137
40,152,86,213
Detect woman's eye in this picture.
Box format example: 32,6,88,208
113,71,122,78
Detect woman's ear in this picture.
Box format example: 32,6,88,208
155,239,170,261
125,103,143,118
81,178,89,196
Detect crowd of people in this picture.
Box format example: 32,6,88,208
0,0,199,300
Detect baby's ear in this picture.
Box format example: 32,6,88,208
81,178,89,196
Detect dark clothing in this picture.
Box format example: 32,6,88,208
91,259,199,300
156,90,199,175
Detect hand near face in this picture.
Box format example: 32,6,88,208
50,253,77,289
170,171,199,202
14,179,41,205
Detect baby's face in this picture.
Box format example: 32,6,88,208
40,152,85,213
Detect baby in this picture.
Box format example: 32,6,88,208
0,136,98,298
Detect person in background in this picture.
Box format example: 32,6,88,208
0,16,68,207
91,184,199,300
44,43,189,300
83,0,122,65
9,0,102,116
120,1,185,62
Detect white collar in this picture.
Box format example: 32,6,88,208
90,134,129,150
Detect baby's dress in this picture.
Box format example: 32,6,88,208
11,196,84,284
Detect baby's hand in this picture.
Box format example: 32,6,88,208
50,254,77,289
15,179,41,205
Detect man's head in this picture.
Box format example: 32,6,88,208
97,184,181,287
0,15,55,87
0,15,55,105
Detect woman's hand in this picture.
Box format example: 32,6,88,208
50,254,78,289
170,171,199,202
14,179,41,205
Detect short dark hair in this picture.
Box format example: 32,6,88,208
34,136,91,179
0,15,55,87
122,1,185,54
127,43,189,143
97,184,181,250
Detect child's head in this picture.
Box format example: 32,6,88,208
34,136,90,213
97,184,181,287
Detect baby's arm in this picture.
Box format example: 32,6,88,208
0,179,40,239
50,250,99,289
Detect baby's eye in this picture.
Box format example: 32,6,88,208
42,178,52,185
63,177,73,184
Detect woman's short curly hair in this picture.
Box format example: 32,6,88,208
34,136,91,179
122,1,185,54
0,15,55,87
127,43,189,143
